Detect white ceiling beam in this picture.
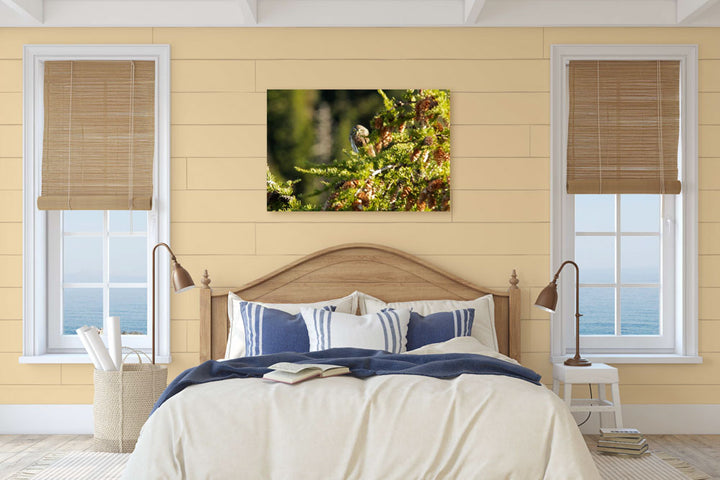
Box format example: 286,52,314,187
237,0,257,24
676,0,720,23
0,0,43,23
464,0,487,24
6,0,720,27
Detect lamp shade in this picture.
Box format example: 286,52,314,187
171,259,195,293
534,281,558,313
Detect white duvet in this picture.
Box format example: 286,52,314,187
124,338,599,479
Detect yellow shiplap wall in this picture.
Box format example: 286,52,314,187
0,27,718,405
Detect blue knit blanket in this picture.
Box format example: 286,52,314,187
153,348,541,414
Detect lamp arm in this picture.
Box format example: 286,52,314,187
553,259,589,365
152,242,177,261
553,260,581,318
552,260,579,281
151,242,175,365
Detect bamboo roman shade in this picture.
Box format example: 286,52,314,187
38,60,155,210
566,60,681,195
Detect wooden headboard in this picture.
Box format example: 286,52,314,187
199,243,521,362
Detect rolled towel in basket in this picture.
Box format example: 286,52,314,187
77,326,116,371
76,326,102,370
107,316,122,370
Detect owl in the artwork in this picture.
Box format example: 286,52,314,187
350,124,370,153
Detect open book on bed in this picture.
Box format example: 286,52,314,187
263,362,350,385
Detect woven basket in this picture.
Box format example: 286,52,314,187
93,350,167,453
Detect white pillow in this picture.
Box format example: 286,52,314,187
225,291,358,359
358,292,498,352
301,308,411,353
405,337,518,365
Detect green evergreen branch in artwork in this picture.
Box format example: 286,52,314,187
266,170,304,211
267,89,451,212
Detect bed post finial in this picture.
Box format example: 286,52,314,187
199,269,212,362
201,269,211,289
508,269,521,362
509,269,519,289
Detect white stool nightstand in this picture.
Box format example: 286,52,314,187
552,362,623,428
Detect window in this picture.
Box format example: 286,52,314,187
47,211,150,351
21,45,170,363
573,194,674,350
550,45,699,363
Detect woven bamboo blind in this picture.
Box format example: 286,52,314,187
38,60,155,210
567,60,681,195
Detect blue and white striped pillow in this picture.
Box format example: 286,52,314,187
241,302,335,357
226,292,358,359
300,308,411,353
406,308,475,350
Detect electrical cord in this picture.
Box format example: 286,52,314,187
576,383,593,427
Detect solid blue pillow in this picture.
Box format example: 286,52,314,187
406,308,475,350
241,302,335,356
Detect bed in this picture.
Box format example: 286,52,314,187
124,244,600,479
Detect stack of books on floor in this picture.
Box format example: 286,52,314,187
597,428,648,456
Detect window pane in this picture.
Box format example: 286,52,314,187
621,287,660,335
109,211,131,232
110,211,148,233
576,236,615,284
575,195,615,232
621,195,660,232
63,288,103,334
109,237,147,282
63,237,103,283
579,287,615,335
63,211,103,233
132,211,147,233
621,236,660,283
110,288,147,335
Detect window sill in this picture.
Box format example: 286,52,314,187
19,354,173,365
551,354,703,364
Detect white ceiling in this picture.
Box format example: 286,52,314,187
1,0,720,27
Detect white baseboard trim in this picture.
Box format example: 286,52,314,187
1,404,719,435
577,404,720,434
0,405,93,434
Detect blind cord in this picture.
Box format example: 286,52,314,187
128,61,135,211
66,61,73,210
595,61,602,193
656,60,666,195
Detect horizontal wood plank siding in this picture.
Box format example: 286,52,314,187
0,26,717,405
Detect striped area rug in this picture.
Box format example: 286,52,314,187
592,450,712,480
7,449,712,480
8,451,130,480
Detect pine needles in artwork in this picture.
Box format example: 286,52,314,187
266,89,451,212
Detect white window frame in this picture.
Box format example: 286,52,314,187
550,44,700,364
21,45,171,364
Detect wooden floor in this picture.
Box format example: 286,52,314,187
585,435,720,479
0,434,94,480
0,434,717,479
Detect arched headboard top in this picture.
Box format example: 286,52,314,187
199,243,520,362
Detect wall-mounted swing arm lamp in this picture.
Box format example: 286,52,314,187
534,260,591,367
152,242,195,364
